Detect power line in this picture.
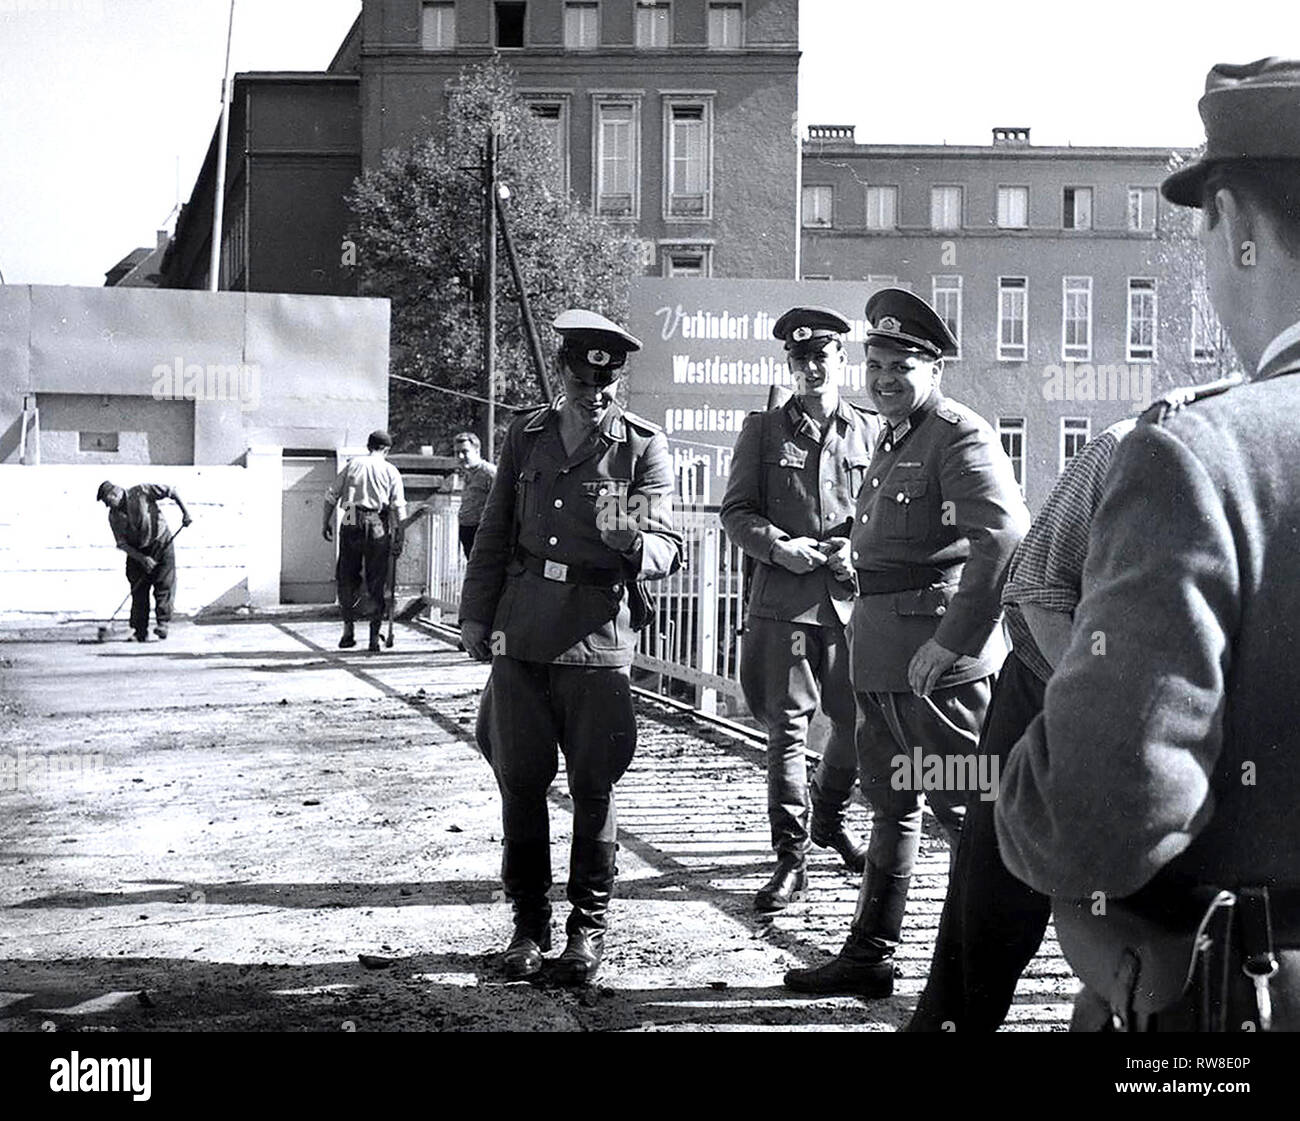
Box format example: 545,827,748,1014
388,371,540,412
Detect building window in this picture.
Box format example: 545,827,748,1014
421,2,456,49
802,273,831,280
998,276,1028,360
707,3,742,48
564,3,598,48
1128,187,1157,232
1063,186,1093,230
1060,417,1091,473
664,99,711,218
593,98,639,218
802,185,832,228
1128,278,1157,361
1192,299,1220,362
662,244,712,277
495,2,526,48
931,185,962,230
635,1,670,47
865,185,897,230
997,418,1025,489
79,431,119,453
997,185,1029,229
526,98,569,194
932,275,962,358
1062,275,1092,362
867,274,898,287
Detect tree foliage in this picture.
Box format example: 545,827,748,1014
348,60,644,452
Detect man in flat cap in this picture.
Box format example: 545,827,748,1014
785,288,1028,998
322,429,407,652
460,309,682,985
720,306,879,913
97,480,193,642
997,57,1300,1031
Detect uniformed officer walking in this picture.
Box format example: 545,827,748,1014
786,289,1028,997
720,307,878,912
997,57,1300,1031
322,430,407,652
460,309,682,985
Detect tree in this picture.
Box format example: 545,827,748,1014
348,60,645,453
1153,148,1241,388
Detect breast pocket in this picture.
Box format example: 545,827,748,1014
845,456,870,500
581,477,631,530
516,468,544,525
883,477,930,540
761,450,810,524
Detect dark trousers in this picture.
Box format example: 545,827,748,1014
478,656,637,844
740,616,859,856
125,543,175,638
849,676,992,952
336,513,390,624
459,524,478,560
905,651,1052,1031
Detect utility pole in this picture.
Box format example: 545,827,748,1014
208,0,236,292
483,119,500,460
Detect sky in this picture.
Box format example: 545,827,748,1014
1,0,1298,286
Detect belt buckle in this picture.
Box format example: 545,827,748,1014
542,559,568,582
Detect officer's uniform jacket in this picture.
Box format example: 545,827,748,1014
719,396,878,627
459,400,682,667
996,340,1300,900
848,391,1029,693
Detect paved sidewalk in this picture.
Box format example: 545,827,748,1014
0,618,1074,1031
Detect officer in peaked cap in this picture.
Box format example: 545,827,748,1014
721,306,879,913
459,308,682,986
785,288,1028,998
996,58,1300,1032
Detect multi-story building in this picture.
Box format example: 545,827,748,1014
800,126,1234,510
162,0,800,291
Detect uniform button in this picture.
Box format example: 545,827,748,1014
779,458,788,467
896,492,906,502
871,478,879,488
860,514,869,523
548,536,558,545
935,605,947,616
598,487,608,496
883,442,892,452
852,550,859,560
554,498,563,508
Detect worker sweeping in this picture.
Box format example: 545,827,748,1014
96,481,193,643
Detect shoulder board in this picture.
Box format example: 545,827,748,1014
1139,375,1242,425
935,404,963,425
847,401,880,422
520,403,553,433
621,409,663,436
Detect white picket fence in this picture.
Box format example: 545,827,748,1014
417,496,749,714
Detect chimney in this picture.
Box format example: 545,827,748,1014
156,230,170,251
992,126,1031,146
807,124,855,142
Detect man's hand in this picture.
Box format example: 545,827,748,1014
140,556,157,575
392,525,405,559
817,537,856,584
600,525,640,554
907,637,960,697
771,537,828,574
461,619,493,662
322,523,334,543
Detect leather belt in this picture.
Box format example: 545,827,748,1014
516,549,623,588
855,563,963,596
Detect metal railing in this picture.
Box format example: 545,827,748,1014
416,497,749,713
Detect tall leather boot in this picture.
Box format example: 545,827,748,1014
783,863,910,998
368,619,383,652
500,840,553,980
754,852,807,913
553,837,618,985
809,763,868,873
338,620,356,649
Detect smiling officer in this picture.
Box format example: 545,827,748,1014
785,288,1028,998
720,306,879,913
459,309,682,986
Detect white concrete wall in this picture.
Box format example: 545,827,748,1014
0,463,281,620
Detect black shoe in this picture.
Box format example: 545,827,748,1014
784,937,897,998
368,622,382,652
810,824,868,873
153,625,169,640
133,631,149,643
552,838,617,986
755,853,807,913
338,626,356,649
503,925,552,980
